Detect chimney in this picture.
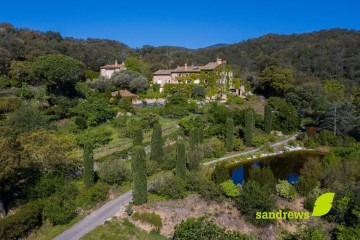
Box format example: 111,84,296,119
184,63,188,70
216,58,222,65
115,60,118,66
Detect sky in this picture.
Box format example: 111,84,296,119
1,0,360,49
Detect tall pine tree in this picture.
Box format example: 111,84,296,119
245,109,254,146
176,140,186,179
264,104,272,134
132,146,147,205
133,128,143,146
225,117,234,151
83,141,94,188
150,123,163,163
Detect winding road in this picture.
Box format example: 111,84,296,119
53,133,297,240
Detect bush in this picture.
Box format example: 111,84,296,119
30,174,65,199
75,116,87,129
276,180,297,201
76,126,112,147
186,172,223,202
235,181,276,226
149,176,187,199
0,200,43,239
76,183,109,209
226,94,245,105
161,104,189,118
199,137,226,158
233,137,245,151
43,184,78,225
98,159,132,185
173,217,253,240
132,212,162,230
220,180,240,198
212,162,230,184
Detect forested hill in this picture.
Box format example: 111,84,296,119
1,22,360,83
0,23,134,73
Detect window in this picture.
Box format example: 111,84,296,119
186,80,191,84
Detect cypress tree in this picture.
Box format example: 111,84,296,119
150,123,163,163
264,104,272,134
176,140,186,179
133,128,143,146
83,141,94,188
212,162,230,184
132,146,147,205
225,117,234,152
187,146,200,171
198,126,204,144
189,129,199,149
245,109,254,146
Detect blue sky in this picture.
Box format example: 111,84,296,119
1,0,359,49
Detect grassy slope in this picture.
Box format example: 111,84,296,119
81,218,167,240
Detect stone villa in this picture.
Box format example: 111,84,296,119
153,58,240,94
100,61,126,78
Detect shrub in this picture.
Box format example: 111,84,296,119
276,180,297,201
220,180,240,198
75,183,109,209
199,137,226,158
149,176,187,199
75,116,87,129
30,174,65,199
76,126,112,147
186,172,223,202
98,159,132,185
296,176,320,196
212,162,230,184
0,200,43,239
226,94,244,105
161,144,177,170
173,217,253,240
132,212,162,230
43,184,78,225
233,137,245,151
235,181,276,226
161,104,189,118
248,166,276,192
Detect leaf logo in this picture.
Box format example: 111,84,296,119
312,192,335,217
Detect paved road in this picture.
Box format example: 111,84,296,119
54,133,297,240
53,191,132,240
203,134,298,166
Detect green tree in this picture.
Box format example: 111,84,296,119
150,123,163,163
259,65,294,96
30,54,85,94
187,146,201,171
236,181,276,226
83,142,94,189
198,122,204,144
132,146,147,205
7,102,48,135
176,141,186,179
323,80,346,135
124,56,144,74
189,129,199,150
225,117,234,151
133,128,143,146
248,166,277,192
264,104,272,134
268,97,299,133
212,162,230,184
244,109,254,146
